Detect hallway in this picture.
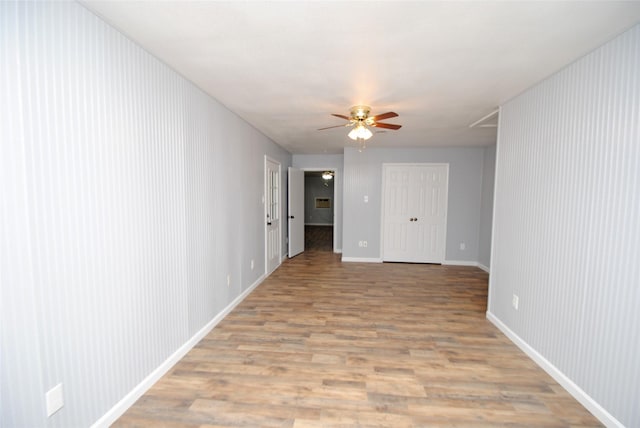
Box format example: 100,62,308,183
305,225,333,252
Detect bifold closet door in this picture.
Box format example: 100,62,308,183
382,164,448,263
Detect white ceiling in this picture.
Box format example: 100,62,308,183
82,1,640,154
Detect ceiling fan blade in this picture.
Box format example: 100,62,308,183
370,112,398,121
372,122,402,130
317,124,348,130
331,113,351,120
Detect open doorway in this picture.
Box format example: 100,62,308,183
304,170,334,252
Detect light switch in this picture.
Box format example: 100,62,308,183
364,195,369,203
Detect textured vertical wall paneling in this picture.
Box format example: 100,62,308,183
3,2,291,426
18,3,189,425
489,25,640,427
210,106,232,315
236,123,256,291
213,112,239,304
184,85,217,333
0,3,46,426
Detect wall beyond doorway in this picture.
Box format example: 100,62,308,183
305,172,334,225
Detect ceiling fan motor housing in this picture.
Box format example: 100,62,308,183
350,105,371,121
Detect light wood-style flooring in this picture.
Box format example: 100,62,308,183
115,250,601,427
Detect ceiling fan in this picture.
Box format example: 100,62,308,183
318,105,402,149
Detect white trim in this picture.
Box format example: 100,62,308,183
443,260,490,273
486,312,623,428
469,108,499,128
443,260,478,267
304,223,334,226
334,249,342,254
486,106,502,315
341,256,382,263
477,262,490,273
91,274,266,428
264,156,282,276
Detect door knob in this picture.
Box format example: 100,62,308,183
289,215,295,219
414,217,418,221
267,222,272,225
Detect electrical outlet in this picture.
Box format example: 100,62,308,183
358,241,363,247
227,274,231,287
250,259,254,270
46,383,64,417
364,195,368,203
512,294,519,310
460,242,466,250
363,241,368,248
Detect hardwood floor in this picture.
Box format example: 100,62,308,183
305,225,333,252
115,251,601,427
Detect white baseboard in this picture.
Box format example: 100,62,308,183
341,258,487,266
341,256,382,263
477,262,490,273
91,274,267,428
443,260,477,266
443,260,490,273
334,248,342,254
486,311,622,428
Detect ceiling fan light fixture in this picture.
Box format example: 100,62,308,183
348,124,373,141
322,171,333,180
318,106,400,151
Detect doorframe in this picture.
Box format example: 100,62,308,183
300,168,339,253
380,162,449,262
287,167,305,258
264,156,282,276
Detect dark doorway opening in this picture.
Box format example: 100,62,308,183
305,225,333,251
304,171,334,252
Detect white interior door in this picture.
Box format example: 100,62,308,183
415,166,448,262
288,167,304,258
382,166,413,261
265,158,281,275
382,164,448,263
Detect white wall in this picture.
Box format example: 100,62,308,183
292,154,344,251
0,2,291,427
489,25,640,427
342,146,487,263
